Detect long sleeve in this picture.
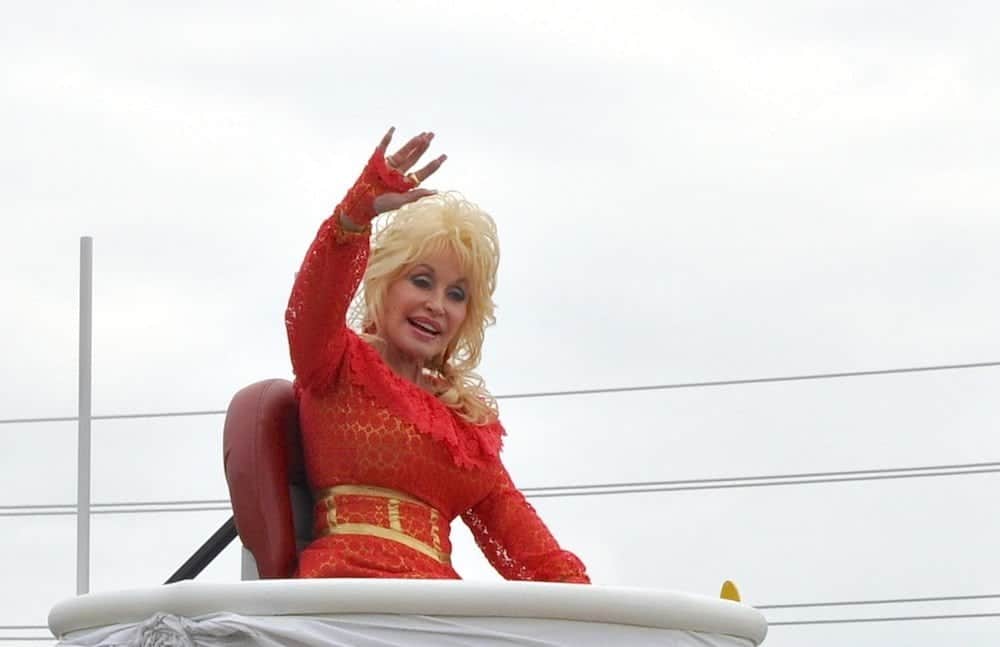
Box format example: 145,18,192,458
285,214,368,391
462,466,590,583
285,147,414,391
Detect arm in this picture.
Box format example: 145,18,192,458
285,129,443,390
462,466,591,583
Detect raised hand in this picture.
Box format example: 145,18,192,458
373,128,447,214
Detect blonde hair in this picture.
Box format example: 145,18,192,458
349,192,500,424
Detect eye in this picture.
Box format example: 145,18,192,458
410,274,432,289
447,287,467,302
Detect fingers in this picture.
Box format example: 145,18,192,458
375,127,395,156
407,188,437,200
388,131,434,172
396,188,437,209
377,128,446,188
409,154,447,184
373,189,437,215
396,189,437,209
388,132,428,168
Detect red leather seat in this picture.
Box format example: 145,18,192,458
222,379,312,578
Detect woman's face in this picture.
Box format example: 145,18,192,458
380,247,469,366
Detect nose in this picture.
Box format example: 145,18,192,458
425,291,445,315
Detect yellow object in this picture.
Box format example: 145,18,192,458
720,580,741,602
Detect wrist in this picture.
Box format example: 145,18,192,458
338,213,369,233
336,148,415,226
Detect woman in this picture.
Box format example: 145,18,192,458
285,128,589,583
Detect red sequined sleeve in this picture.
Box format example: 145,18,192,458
285,148,414,392
462,466,591,583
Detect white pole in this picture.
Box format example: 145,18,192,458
77,237,93,595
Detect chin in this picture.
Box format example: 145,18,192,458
389,338,441,364
390,332,449,363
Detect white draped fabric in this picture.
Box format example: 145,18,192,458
58,611,755,647
49,579,768,646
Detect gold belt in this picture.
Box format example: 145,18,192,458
313,484,451,565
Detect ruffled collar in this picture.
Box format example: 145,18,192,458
342,331,504,470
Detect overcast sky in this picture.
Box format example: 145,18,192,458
2,2,999,645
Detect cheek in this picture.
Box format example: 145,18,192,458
448,301,469,328
385,282,416,315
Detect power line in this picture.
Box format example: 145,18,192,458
0,627,50,642
0,506,230,518
0,629,50,642
2,360,998,426
0,504,70,512
0,498,230,512
759,592,1000,609
525,467,1000,499
0,409,226,426
769,611,1000,626
90,506,230,515
495,359,1000,400
2,461,997,518
520,461,1000,492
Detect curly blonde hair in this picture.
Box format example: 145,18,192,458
349,192,500,424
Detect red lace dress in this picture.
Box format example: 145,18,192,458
285,150,589,583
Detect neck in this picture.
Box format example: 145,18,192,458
381,344,423,385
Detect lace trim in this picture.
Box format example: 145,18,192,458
343,332,504,470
